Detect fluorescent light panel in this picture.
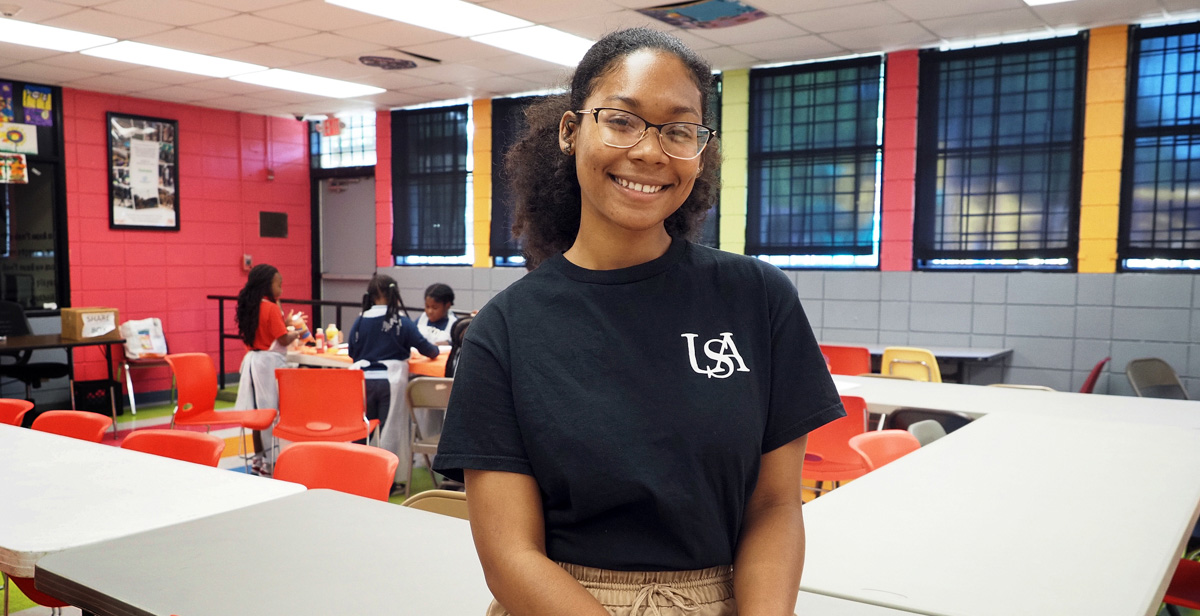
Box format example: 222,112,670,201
83,41,265,78
232,69,385,98
0,17,115,52
326,0,530,37
471,26,593,67
1023,0,1076,5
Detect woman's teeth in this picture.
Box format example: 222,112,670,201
615,177,664,193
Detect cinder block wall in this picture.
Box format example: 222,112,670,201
382,266,1200,398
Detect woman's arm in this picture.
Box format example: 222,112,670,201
733,435,808,616
465,469,609,616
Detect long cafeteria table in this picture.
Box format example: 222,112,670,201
822,341,1012,383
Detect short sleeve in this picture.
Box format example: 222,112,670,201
259,302,287,343
432,312,532,482
759,265,845,453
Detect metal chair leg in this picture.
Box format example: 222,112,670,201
122,361,137,416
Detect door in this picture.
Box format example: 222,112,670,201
318,176,375,332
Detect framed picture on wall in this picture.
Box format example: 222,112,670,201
107,112,179,230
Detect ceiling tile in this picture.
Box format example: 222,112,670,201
45,0,113,6
352,71,438,90
255,0,389,30
480,0,622,23
734,35,848,63
44,8,175,38
686,16,809,46
220,44,322,68
0,43,66,64
282,58,378,80
1031,0,1164,28
510,68,571,88
921,8,1050,40
65,74,167,93
130,28,255,54
353,91,425,108
547,10,660,41
783,3,911,34
2,1,82,21
187,0,299,10
753,0,875,12
464,53,561,77
181,78,271,95
271,33,382,57
109,66,214,85
821,21,937,53
230,86,316,104
606,0,675,8
885,0,1027,21
199,94,291,111
666,29,722,51
337,21,457,48
95,0,237,26
699,46,761,71
403,82,475,104
403,63,500,83
1162,1,1200,14
0,62,98,84
190,14,317,44
460,74,545,97
398,37,508,64
135,84,229,102
38,52,141,73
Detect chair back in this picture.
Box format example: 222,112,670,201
1079,356,1111,394
883,408,973,433
881,346,942,382
407,377,453,440
819,344,871,376
0,398,35,426
274,442,399,501
1126,357,1189,400
805,396,869,468
401,489,468,520
275,368,370,442
906,419,947,446
164,353,219,421
445,315,473,378
0,300,33,338
31,410,112,442
849,430,921,471
122,429,225,466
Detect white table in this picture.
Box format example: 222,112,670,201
800,413,1200,616
0,424,304,579
834,375,1200,429
823,341,1012,383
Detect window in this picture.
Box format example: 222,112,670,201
746,57,883,268
391,105,472,264
490,95,541,267
310,113,376,169
1120,22,1200,270
0,79,67,312
914,36,1085,270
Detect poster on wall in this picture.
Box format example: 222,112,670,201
107,112,179,231
0,122,38,155
0,153,27,184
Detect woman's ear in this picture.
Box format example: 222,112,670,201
559,111,577,155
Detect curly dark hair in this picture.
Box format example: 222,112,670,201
236,264,279,346
505,27,721,269
364,274,405,321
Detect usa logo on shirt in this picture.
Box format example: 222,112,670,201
681,332,750,379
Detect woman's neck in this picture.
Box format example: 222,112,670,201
565,220,672,271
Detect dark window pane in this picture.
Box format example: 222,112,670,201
391,105,469,257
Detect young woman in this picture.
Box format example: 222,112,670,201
434,28,844,616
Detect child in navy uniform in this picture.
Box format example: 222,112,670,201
348,274,438,430
417,283,457,345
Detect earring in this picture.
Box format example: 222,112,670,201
563,143,574,155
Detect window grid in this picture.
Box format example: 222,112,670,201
490,96,541,263
747,57,882,258
915,36,1085,266
391,105,470,258
310,113,376,169
1120,22,1200,266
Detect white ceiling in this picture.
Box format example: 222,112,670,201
0,0,1194,118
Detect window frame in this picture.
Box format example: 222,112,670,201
390,104,471,260
489,95,542,265
913,35,1088,271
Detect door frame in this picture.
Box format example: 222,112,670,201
309,164,374,303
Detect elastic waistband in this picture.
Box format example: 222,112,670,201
556,562,733,607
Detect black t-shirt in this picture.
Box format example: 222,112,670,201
433,238,844,571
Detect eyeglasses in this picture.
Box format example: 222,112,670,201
575,107,716,160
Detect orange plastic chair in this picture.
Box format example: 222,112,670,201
801,396,870,493
7,574,68,612
0,398,34,426
1165,557,1200,613
273,441,399,501
30,410,111,442
122,429,225,467
164,353,276,472
274,368,377,445
848,429,921,471
819,345,872,376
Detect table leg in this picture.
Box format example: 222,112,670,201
106,343,117,438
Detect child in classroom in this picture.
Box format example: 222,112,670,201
348,274,439,430
416,283,457,345
233,263,307,473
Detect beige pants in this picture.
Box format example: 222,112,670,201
487,562,737,616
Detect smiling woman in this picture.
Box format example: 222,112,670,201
434,27,845,616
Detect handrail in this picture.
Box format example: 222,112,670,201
207,294,471,389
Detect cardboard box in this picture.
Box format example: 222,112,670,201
61,307,120,340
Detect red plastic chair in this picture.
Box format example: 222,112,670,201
819,345,872,376
0,398,34,426
7,574,68,612
30,410,111,442
164,353,276,472
1165,557,1200,614
274,369,377,445
1079,356,1110,394
802,396,870,493
273,441,399,501
122,429,226,467
848,430,921,471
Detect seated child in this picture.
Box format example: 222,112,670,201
416,282,457,345
348,274,439,430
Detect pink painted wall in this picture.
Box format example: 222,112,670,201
63,88,312,392
880,50,919,271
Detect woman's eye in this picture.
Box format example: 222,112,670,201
665,125,698,142
604,115,639,130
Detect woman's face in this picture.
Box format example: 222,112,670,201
270,273,283,301
562,50,704,237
